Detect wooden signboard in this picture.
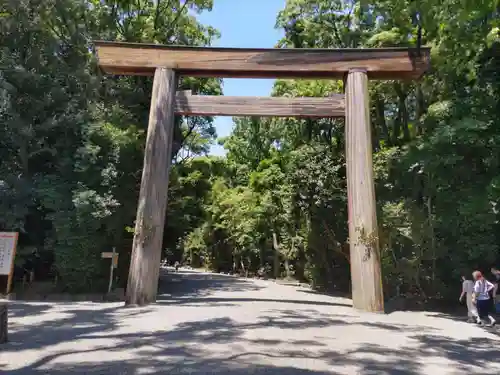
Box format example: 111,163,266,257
102,248,118,293
0,232,19,294
101,251,118,269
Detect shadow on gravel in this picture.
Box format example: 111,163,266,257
5,362,341,375
157,296,352,308
0,307,500,375
7,302,55,319
4,271,500,374
157,270,351,308
297,289,351,299
295,285,476,320
157,269,264,299
3,308,499,374
4,302,152,353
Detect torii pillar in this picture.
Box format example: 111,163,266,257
125,68,177,306
345,69,383,311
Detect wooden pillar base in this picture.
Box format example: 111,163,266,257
345,69,384,313
0,302,7,344
125,68,177,306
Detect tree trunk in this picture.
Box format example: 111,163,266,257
246,256,251,278
125,68,177,306
0,303,7,344
374,96,392,146
394,83,410,141
345,69,384,313
240,260,246,277
272,232,280,279
284,258,291,278
427,177,436,292
415,83,426,135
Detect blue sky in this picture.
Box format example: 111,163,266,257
197,1,285,156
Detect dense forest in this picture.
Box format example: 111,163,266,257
1,0,499,306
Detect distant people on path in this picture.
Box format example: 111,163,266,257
459,275,478,323
472,270,496,327
174,261,180,272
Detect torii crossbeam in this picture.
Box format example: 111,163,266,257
94,41,430,312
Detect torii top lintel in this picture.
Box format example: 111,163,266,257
94,41,430,80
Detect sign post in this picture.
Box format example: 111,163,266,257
102,247,118,294
0,232,19,295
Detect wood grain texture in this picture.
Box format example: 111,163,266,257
125,68,177,307
94,41,430,80
174,92,345,117
345,69,384,313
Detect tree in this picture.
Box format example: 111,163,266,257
0,0,222,292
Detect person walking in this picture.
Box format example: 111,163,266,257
472,270,496,327
459,275,478,323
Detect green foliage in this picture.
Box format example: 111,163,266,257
0,0,221,292
3,0,500,306
182,0,500,304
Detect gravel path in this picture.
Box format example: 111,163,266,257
1,269,500,374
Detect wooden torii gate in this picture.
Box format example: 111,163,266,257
94,41,430,312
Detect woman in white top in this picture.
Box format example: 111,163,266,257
472,270,496,326
459,276,478,323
